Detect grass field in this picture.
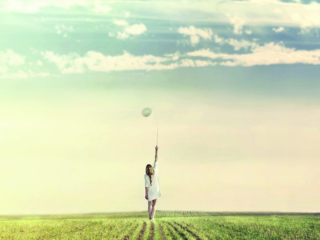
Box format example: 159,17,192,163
0,211,319,239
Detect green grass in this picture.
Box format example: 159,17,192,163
0,211,319,239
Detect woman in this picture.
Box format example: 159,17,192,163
145,145,161,220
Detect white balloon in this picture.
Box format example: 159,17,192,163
142,108,152,117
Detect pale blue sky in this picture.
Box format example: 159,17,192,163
0,0,319,215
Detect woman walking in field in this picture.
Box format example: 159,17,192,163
145,145,161,220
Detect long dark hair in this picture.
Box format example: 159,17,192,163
146,164,154,186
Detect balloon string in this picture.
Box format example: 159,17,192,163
154,109,160,193
154,110,158,146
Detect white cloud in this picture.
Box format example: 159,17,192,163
92,2,111,14
113,19,129,26
190,35,200,45
41,50,216,74
291,8,320,34
186,49,222,59
42,50,170,73
2,0,111,14
0,50,49,78
55,26,62,35
186,41,320,66
4,0,320,38
179,59,195,67
245,30,252,35
112,23,147,40
42,51,85,73
195,60,217,67
55,24,73,35
4,1,46,13
0,50,25,66
227,39,258,51
273,8,282,14
117,32,130,40
217,1,320,35
124,23,147,35
177,26,213,46
164,51,180,61
226,14,246,34
213,34,258,51
272,27,284,33
0,50,25,74
213,35,224,44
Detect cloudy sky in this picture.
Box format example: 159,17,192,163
1,0,320,215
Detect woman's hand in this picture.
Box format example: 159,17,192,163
145,195,148,200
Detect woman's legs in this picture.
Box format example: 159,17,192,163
151,199,157,219
148,201,153,219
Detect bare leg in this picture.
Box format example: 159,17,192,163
151,199,157,219
148,201,152,219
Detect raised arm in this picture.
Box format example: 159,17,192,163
155,145,158,162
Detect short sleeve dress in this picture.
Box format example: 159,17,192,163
144,161,161,202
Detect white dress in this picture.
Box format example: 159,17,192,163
144,161,161,201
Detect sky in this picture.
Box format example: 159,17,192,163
0,0,320,215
